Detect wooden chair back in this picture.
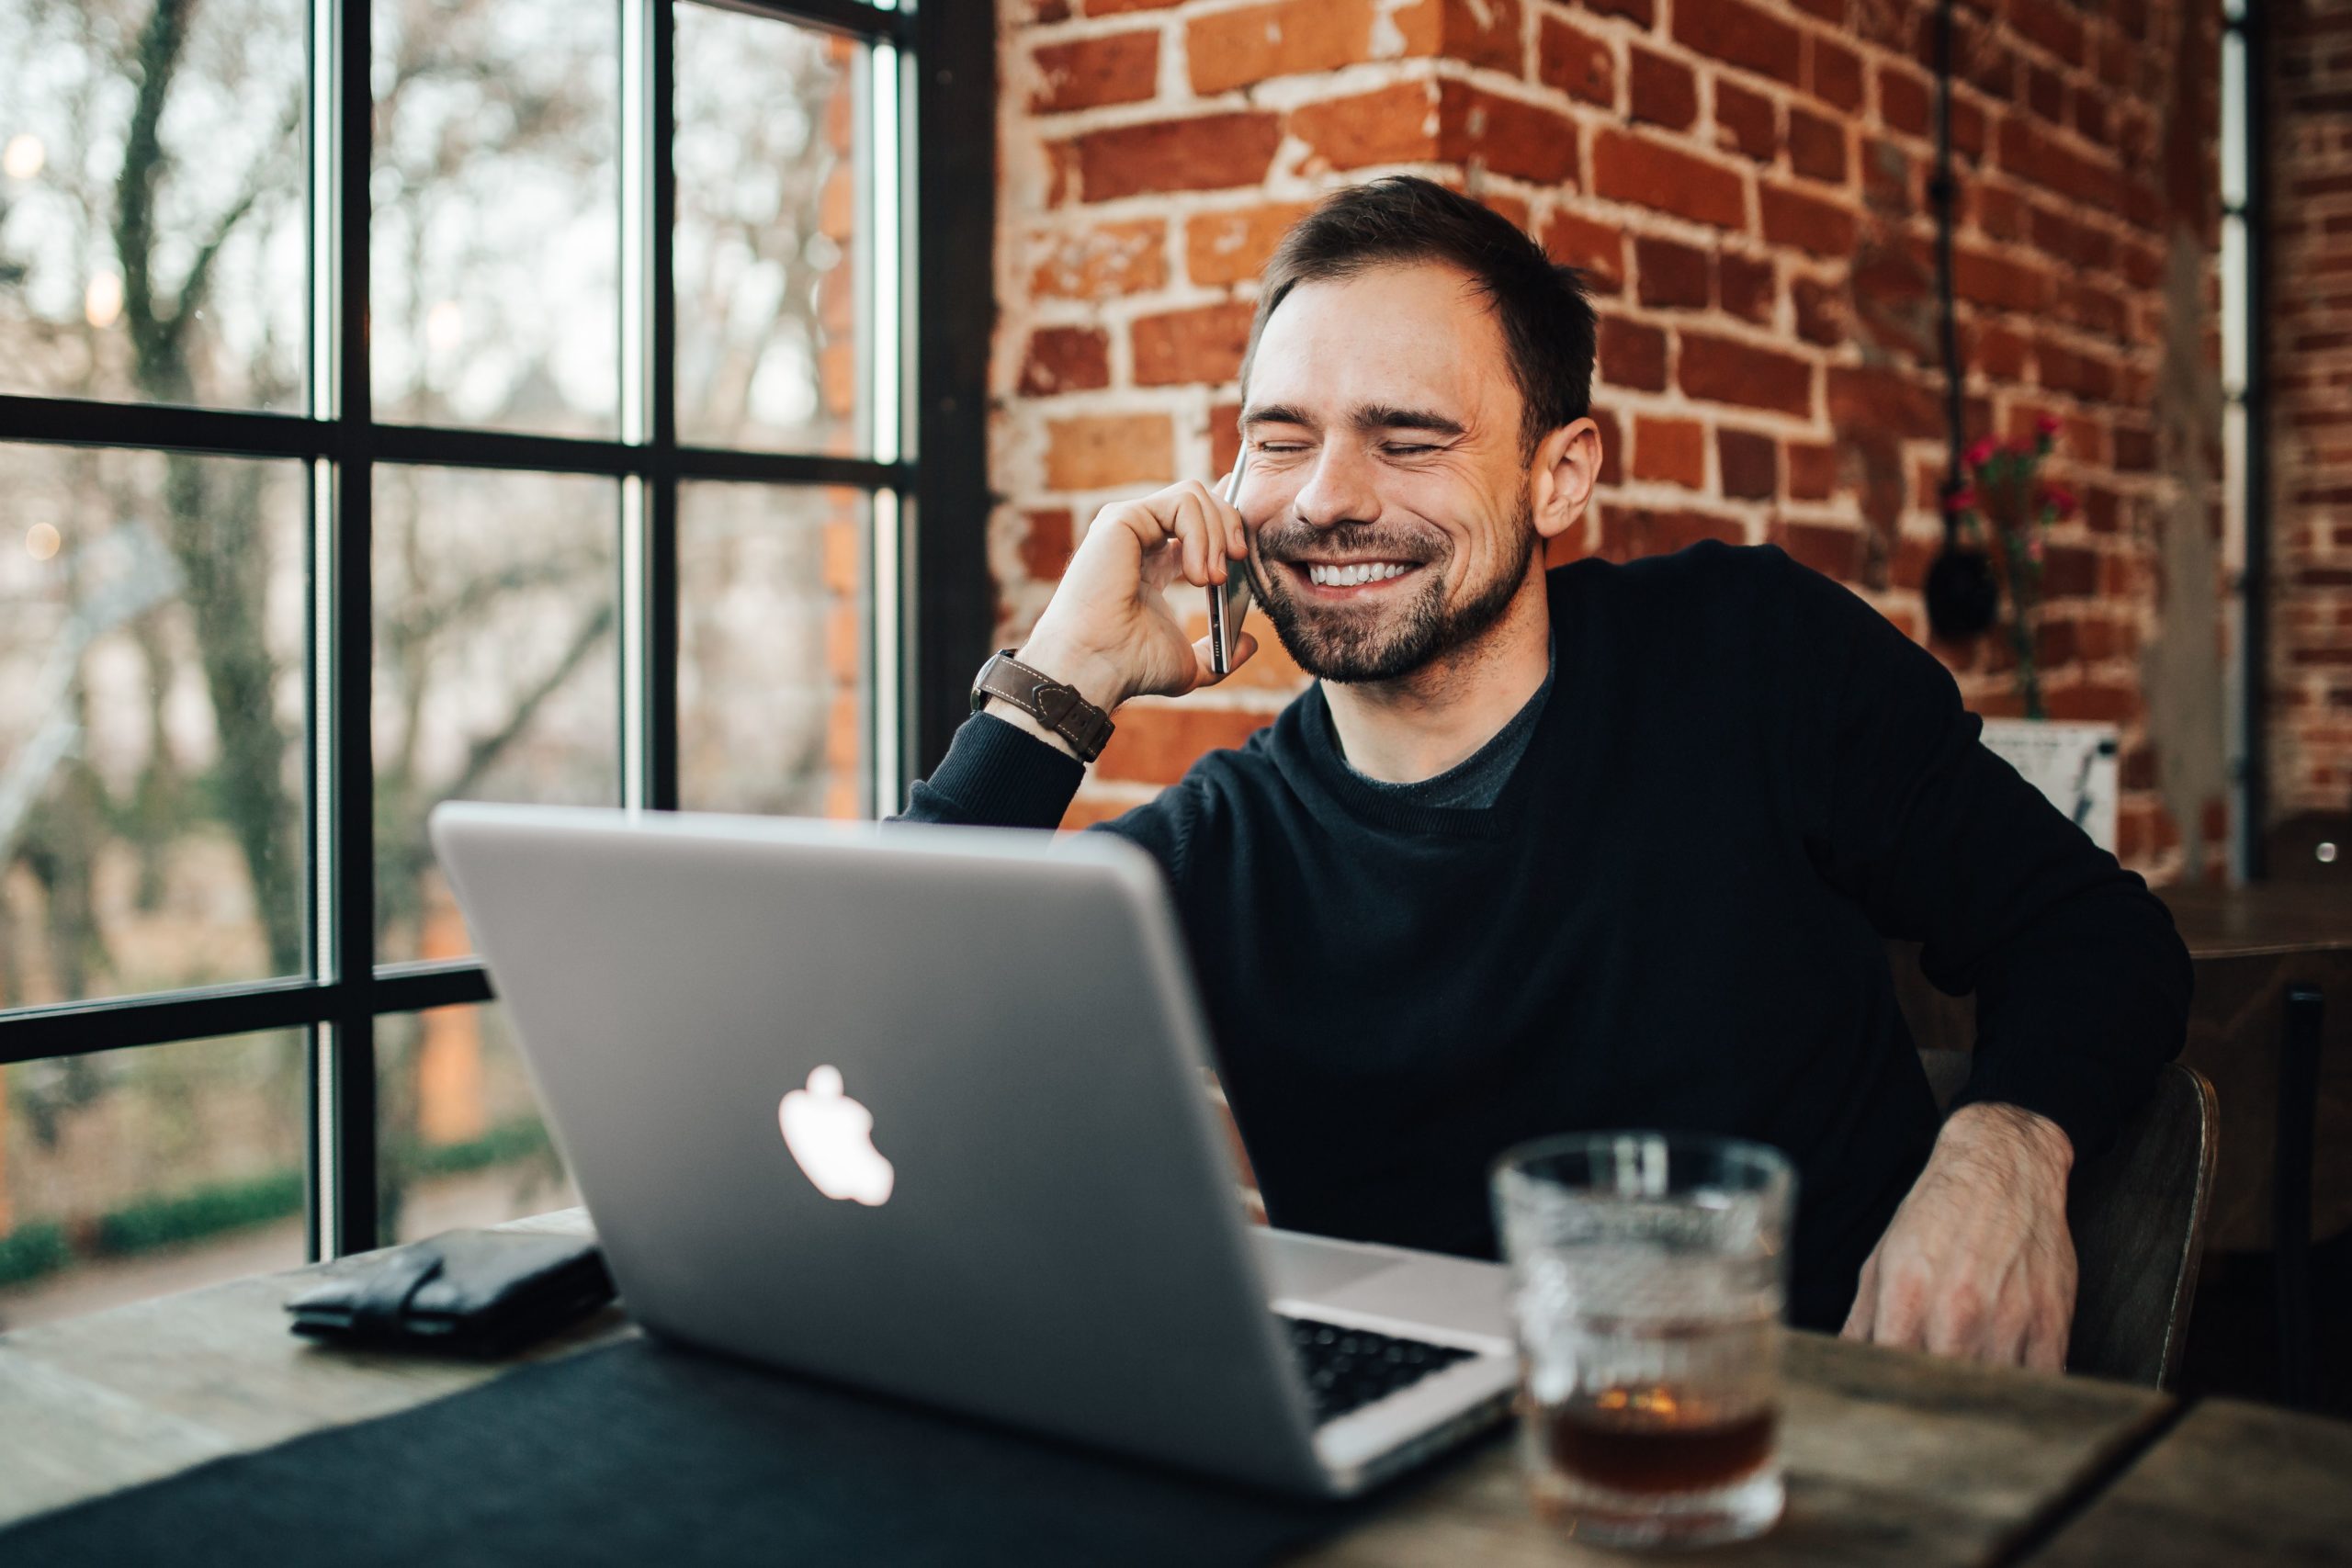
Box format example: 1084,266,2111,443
1917,1049,2218,1388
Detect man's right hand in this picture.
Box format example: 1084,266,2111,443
992,478,1260,757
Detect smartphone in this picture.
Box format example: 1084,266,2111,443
1207,451,1251,677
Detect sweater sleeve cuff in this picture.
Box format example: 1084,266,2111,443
1946,1050,2126,1164
902,712,1084,830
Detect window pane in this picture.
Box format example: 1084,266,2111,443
673,6,865,456
378,1002,576,1244
679,483,871,818
0,445,306,1010
371,0,619,435
0,0,307,410
0,1030,306,1329
372,466,618,964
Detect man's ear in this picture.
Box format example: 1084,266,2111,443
1530,417,1603,542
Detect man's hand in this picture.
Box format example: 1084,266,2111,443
990,479,1258,758
1841,1102,2077,1371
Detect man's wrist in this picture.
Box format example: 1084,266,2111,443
1937,1101,2074,1186
1011,630,1129,714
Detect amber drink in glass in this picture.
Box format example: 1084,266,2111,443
1492,1133,1794,1549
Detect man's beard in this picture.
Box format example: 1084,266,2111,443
1250,497,1538,683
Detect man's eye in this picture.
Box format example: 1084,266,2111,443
1385,444,1439,457
1256,443,1309,455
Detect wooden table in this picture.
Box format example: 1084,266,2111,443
9,1208,2343,1567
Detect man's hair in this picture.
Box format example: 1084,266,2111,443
1243,176,1598,460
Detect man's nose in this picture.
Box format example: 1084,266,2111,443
1291,444,1381,530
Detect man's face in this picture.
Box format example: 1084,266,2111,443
1238,262,1541,684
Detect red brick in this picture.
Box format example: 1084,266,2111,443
1440,83,1581,184
1807,36,1865,110
1185,202,1313,288
1975,322,2032,378
1544,210,1626,293
1634,414,1707,487
1018,326,1111,396
1591,406,1624,487
1030,31,1159,115
1094,706,1273,784
1673,0,1802,84
1827,365,1942,439
1600,504,1747,559
1996,117,2112,209
1718,252,1775,322
1132,300,1256,387
1863,138,1916,212
2027,63,2064,124
1787,107,1849,183
2009,0,2086,68
1629,48,1697,130
1952,246,2051,310
1760,183,1857,255
1679,331,1814,416
1027,220,1168,301
1019,508,1075,581
1434,0,1526,73
1771,520,1869,581
1289,82,1438,172
1714,79,1778,163
1718,427,1778,498
1881,65,1931,137
1788,440,1838,499
2036,336,2117,401
1074,113,1283,200
1046,412,1174,491
1210,400,1243,477
1189,0,1375,95
1594,130,1748,230
1537,14,1617,106
1793,276,1844,344
1576,0,1655,25
1636,236,1710,309
1598,314,1668,391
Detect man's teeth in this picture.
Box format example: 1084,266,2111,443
1306,561,1412,587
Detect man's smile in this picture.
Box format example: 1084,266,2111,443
1289,558,1425,595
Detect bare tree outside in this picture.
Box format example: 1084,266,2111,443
1,0,865,1314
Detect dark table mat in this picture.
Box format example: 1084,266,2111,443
0,1336,1444,1567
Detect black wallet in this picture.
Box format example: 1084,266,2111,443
286,1229,615,1357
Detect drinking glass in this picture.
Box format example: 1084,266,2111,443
1491,1132,1795,1549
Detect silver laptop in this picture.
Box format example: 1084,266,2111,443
429,802,1516,1497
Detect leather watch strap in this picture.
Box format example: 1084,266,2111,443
971,650,1116,763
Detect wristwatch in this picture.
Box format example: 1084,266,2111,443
970,649,1116,763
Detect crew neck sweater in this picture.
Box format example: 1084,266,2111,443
1338,642,1554,809
899,541,2191,1330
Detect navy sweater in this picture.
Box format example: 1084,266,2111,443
901,542,2191,1330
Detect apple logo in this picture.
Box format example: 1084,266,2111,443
778,1065,895,1206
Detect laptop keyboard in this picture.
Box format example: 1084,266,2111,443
1281,1316,1478,1427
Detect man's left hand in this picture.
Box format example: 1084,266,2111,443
1840,1102,2077,1371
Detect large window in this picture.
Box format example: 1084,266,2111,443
0,0,988,1324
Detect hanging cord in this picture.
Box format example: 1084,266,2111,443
1922,0,1999,637
1932,0,1964,518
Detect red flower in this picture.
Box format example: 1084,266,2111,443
2042,483,2077,517
1945,487,1977,512
2034,412,2063,437
1963,436,1997,468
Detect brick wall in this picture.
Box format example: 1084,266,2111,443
990,0,2223,881
2270,0,2352,824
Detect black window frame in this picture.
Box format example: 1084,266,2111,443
0,0,992,1258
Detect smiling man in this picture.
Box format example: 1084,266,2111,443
900,177,2189,1368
